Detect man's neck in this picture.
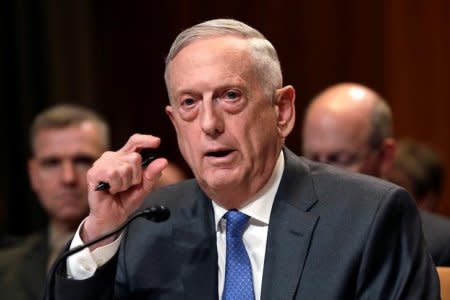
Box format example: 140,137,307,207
47,221,78,270
209,151,285,210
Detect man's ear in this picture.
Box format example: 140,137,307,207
380,138,396,178
165,105,179,134
28,159,39,192
274,85,296,138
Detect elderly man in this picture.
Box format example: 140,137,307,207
302,82,395,178
0,104,110,300
387,138,450,266
47,20,438,299
302,82,450,266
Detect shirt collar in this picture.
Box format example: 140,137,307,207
212,151,285,230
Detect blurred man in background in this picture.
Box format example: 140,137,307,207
0,104,110,300
302,82,395,178
386,138,450,265
302,82,450,266
387,138,445,212
0,211,18,249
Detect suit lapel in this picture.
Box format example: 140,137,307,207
261,149,319,300
172,189,219,300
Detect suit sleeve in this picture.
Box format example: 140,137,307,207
49,253,118,300
355,187,440,299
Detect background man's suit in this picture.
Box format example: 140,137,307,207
50,149,439,299
421,209,450,266
0,231,48,300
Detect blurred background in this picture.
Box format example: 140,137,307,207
1,0,449,235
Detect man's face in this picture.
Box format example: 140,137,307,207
302,107,381,176
28,122,105,228
165,36,285,205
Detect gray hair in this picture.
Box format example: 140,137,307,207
164,18,283,99
30,104,111,154
368,97,393,149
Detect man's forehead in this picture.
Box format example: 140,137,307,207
304,121,370,152
176,35,249,55
33,125,103,155
167,38,252,92
168,36,250,71
305,138,353,153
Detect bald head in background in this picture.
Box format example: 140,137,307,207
302,82,395,178
302,82,450,267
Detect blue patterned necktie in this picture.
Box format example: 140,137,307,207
222,210,255,300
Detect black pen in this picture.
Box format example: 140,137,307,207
94,149,159,191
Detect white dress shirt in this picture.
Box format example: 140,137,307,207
214,151,284,299
67,151,285,300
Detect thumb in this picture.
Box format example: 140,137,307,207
142,158,169,193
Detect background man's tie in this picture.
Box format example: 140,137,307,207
222,210,255,300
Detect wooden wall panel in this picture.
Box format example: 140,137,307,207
89,1,450,215
386,0,450,214
3,0,450,234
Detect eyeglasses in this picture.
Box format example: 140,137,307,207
306,148,380,169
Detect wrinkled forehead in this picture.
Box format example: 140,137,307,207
165,37,254,94
167,36,251,71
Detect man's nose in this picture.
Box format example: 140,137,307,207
200,100,224,137
61,161,77,183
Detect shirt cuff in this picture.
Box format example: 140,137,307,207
66,219,123,280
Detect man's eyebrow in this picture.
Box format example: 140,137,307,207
72,154,95,159
172,88,199,99
37,155,60,161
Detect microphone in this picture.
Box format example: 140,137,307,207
42,205,170,300
61,205,169,256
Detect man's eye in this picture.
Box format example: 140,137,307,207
181,98,195,106
40,158,60,168
338,154,359,167
74,156,96,167
327,154,340,164
224,90,240,100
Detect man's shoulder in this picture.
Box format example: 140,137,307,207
0,231,47,268
281,150,412,219
420,210,450,239
142,179,206,210
287,151,401,197
311,160,396,192
421,210,450,226
420,210,450,265
0,234,19,248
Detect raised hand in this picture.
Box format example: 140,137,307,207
81,134,168,247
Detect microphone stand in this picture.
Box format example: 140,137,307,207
42,205,170,300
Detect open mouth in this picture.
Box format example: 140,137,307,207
205,150,234,157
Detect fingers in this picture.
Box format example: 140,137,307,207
142,157,169,193
88,134,163,194
120,133,161,153
88,151,143,194
82,134,168,239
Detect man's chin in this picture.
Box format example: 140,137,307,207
54,209,88,224
201,176,242,196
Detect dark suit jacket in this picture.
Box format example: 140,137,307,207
50,149,439,299
0,231,48,300
421,209,450,266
